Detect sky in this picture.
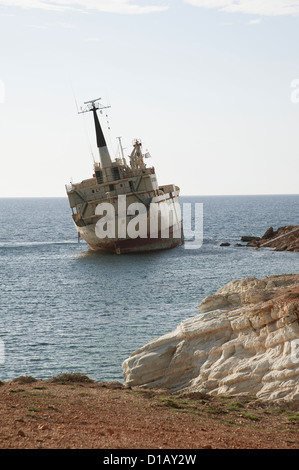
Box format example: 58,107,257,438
0,0,299,197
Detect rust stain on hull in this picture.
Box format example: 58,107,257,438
88,237,183,254
81,226,184,254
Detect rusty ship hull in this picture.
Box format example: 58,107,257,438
72,189,183,254
77,221,183,254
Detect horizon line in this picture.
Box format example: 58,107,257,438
0,193,298,199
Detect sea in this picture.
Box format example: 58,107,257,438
0,195,298,383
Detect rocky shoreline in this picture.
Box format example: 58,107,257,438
123,274,299,403
245,225,299,251
1,273,298,449
221,225,299,251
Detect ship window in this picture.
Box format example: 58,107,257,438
109,184,115,191
95,170,103,184
129,181,134,192
112,167,120,181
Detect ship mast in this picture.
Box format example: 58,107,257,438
79,98,112,170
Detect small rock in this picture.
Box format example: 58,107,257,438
38,424,49,431
17,430,25,437
247,239,260,247
220,242,230,246
241,236,260,242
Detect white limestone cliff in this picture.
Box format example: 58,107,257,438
122,274,299,402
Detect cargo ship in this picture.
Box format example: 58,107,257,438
65,98,184,254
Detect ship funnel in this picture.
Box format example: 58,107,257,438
79,98,113,169
91,105,112,169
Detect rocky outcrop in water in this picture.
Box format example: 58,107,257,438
123,274,299,402
222,225,299,250
259,225,299,252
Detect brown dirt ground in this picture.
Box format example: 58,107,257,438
0,374,298,450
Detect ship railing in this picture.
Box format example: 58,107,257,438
66,179,97,192
66,167,155,193
159,184,180,197
114,167,152,180
76,178,97,189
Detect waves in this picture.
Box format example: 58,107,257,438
0,195,298,382
0,240,79,249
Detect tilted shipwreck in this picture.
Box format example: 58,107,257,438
66,98,183,254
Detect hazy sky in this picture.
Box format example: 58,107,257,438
1,0,299,197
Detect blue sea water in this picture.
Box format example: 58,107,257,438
0,195,298,382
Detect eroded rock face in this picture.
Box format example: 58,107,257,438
122,274,299,402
